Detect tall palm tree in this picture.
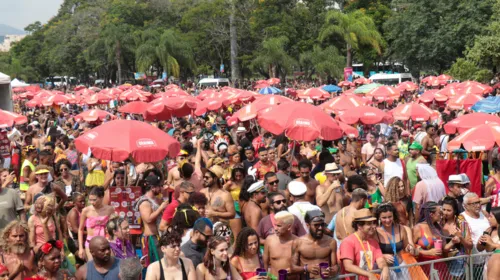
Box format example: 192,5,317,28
320,10,383,67
101,23,132,85
252,36,296,79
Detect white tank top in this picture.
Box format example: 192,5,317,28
383,158,403,187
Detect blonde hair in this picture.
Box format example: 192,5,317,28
0,221,29,252
275,211,294,225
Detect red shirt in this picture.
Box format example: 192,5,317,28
339,233,383,280
253,160,277,180
161,199,180,223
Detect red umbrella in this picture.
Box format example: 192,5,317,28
85,93,113,105
335,120,359,138
427,78,447,87
366,86,400,102
234,95,292,121
65,94,79,104
222,89,258,105
443,113,500,134
19,91,35,100
285,88,297,97
397,81,418,92
456,82,493,96
197,89,218,100
267,78,280,85
74,85,86,91
75,88,95,96
338,105,393,125
437,74,453,81
436,86,460,98
42,94,71,106
342,88,356,96
319,95,368,114
254,83,271,89
74,119,180,162
101,88,123,96
421,76,436,84
118,84,132,90
297,88,330,100
0,110,27,128
418,89,448,103
447,123,500,151
257,102,342,141
34,90,54,99
120,89,150,102
145,96,198,120
194,98,224,116
26,98,43,108
12,88,26,93
75,109,115,122
118,101,150,115
389,102,439,121
447,94,483,110
158,89,190,98
165,84,179,90
338,81,354,87
353,77,371,85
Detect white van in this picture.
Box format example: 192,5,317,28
369,73,414,85
198,78,230,88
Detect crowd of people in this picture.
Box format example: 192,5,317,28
1,81,500,280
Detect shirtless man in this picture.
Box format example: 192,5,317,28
316,163,344,224
135,175,168,266
200,165,235,223
295,159,318,204
421,124,437,167
0,221,36,280
263,211,299,280
335,188,368,242
166,150,190,190
338,140,357,177
243,181,266,232
291,210,338,279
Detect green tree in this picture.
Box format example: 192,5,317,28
320,10,383,67
252,36,296,79
447,58,493,82
300,46,345,81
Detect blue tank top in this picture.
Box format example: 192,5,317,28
87,258,120,280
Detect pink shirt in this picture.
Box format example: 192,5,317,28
412,181,428,205
361,143,385,161
339,233,383,280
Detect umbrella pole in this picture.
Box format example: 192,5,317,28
289,140,296,177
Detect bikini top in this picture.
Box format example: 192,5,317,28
159,258,187,280
376,226,404,255
417,226,435,250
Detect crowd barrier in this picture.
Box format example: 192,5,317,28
335,252,494,280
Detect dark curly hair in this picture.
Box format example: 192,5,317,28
35,239,62,264
55,159,72,176
375,203,400,224
188,192,208,206
159,231,182,248
231,227,260,258
170,203,200,232
238,175,257,202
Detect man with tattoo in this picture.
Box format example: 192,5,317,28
290,210,338,279
263,211,299,280
200,165,235,223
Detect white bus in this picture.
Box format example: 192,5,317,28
369,73,414,85
198,78,230,88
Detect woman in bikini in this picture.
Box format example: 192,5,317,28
28,195,63,252
485,161,500,208
223,165,245,241
413,201,453,279
230,228,264,280
197,236,242,280
77,186,115,261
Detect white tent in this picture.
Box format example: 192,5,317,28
0,72,10,85
0,72,13,111
11,78,29,87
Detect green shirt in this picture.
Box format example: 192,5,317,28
407,155,425,189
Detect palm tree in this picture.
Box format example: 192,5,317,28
320,10,383,67
300,46,345,82
252,36,296,79
135,28,194,78
100,23,132,85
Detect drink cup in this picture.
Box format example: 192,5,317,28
434,239,443,250
319,262,329,279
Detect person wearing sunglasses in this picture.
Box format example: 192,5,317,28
264,172,280,193
291,210,340,279
257,192,306,242
181,217,213,268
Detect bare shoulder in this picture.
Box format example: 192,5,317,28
180,257,194,268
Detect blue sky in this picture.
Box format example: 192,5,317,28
0,0,63,30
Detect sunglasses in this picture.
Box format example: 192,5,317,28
268,180,279,185
273,199,286,205
60,168,68,172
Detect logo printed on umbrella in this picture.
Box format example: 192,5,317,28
295,119,312,126
86,132,98,140
136,138,157,147
364,112,377,116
